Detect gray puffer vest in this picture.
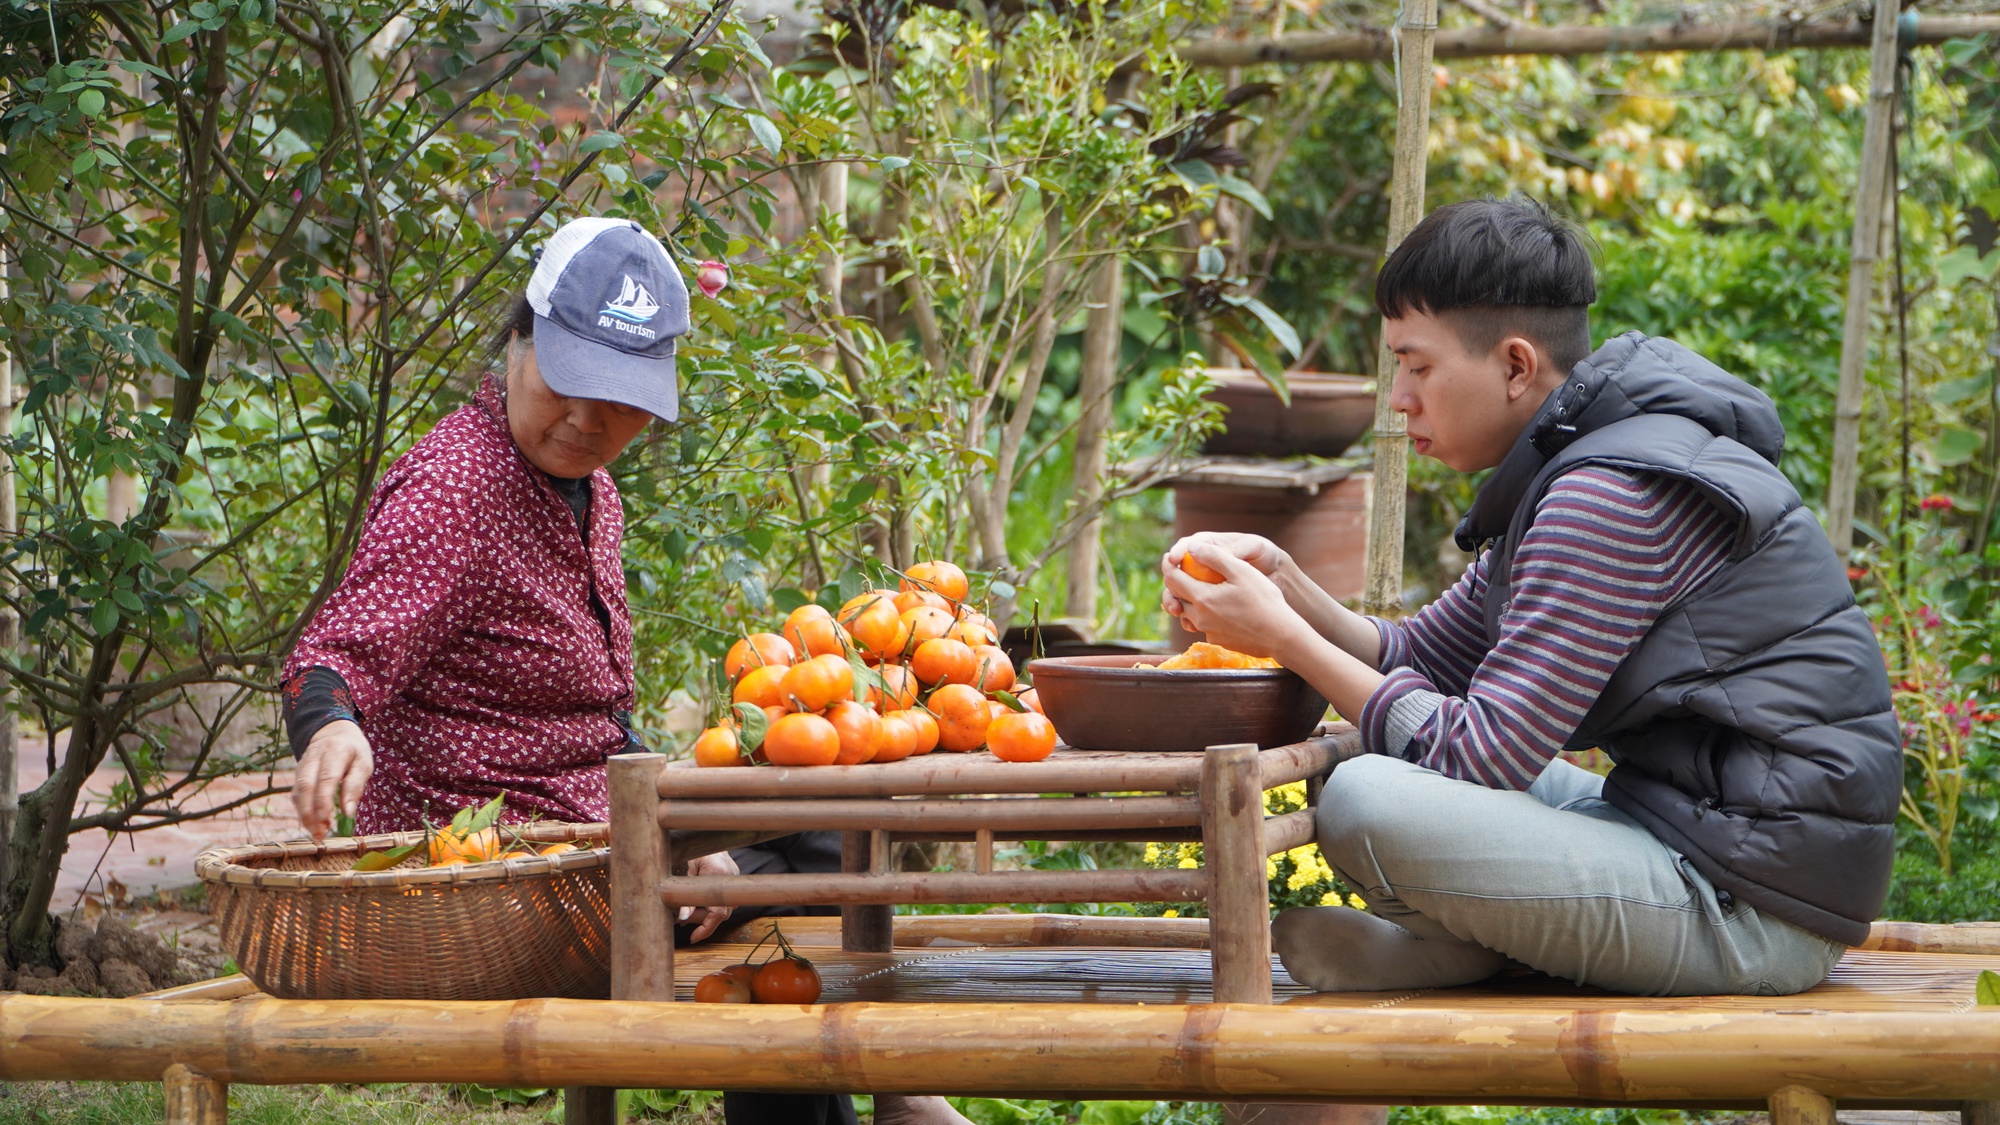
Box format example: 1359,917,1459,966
1454,332,1901,945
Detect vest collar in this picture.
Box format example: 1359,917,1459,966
1453,363,1609,550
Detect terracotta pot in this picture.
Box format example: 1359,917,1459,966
1201,369,1374,458
1024,654,1329,752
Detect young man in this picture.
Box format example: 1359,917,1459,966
1161,197,1899,997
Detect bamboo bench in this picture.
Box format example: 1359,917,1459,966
2,915,1997,1125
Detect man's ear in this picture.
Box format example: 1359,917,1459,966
1500,336,1542,403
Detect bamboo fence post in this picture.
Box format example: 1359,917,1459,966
1065,254,1124,624
1824,0,1902,555
1203,743,1272,1004
841,830,893,952
0,241,15,891
1361,0,1440,616
164,1063,226,1125
1768,1086,1835,1125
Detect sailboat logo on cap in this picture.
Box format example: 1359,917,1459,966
600,275,661,325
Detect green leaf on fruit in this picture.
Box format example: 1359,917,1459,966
1978,969,2000,1006
992,690,1028,713
732,702,769,753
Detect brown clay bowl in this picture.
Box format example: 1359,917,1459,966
1023,654,1330,752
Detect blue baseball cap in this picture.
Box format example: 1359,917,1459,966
525,217,689,422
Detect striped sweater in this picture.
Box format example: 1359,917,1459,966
1361,465,1735,790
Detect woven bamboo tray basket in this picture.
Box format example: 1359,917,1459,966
196,821,611,1001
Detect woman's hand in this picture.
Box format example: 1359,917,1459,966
293,719,374,841
1159,543,1312,660
1161,533,1291,623
679,851,740,943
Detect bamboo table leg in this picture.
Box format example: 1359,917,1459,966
1769,1086,1835,1125
842,829,894,952
589,752,675,1125
1965,1103,1999,1125
164,1063,225,1125
1203,743,1272,1004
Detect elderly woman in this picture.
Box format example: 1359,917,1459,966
283,217,966,1125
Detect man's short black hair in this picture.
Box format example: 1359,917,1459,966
1375,196,1597,376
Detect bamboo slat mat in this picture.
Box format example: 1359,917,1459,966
678,941,2000,1012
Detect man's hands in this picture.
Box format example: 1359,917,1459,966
1161,537,1312,660
293,719,375,841
680,851,740,942
1160,532,1292,622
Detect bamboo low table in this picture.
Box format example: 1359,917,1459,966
606,730,1363,1008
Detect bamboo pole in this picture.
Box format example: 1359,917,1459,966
1965,1102,2000,1125
563,1086,615,1125
1203,744,1272,1003
1825,0,1903,555
1178,14,1997,67
8,996,2000,1102
164,1063,227,1125
657,868,1207,907
0,241,14,895
1360,0,1439,615
1769,1086,1835,1125
1860,920,2000,956
657,734,1356,799
656,794,1202,833
1066,256,1124,624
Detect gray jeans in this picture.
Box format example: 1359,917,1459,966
1315,754,1846,996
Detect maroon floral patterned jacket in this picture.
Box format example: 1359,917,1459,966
284,376,635,832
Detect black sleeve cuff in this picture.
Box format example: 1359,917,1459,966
282,666,361,760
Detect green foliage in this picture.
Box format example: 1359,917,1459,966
1883,817,2000,924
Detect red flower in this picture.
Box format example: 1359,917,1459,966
695,260,729,299
1920,493,1953,512
1846,566,1868,582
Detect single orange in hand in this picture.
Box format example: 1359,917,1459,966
911,637,976,686
692,725,742,767
970,645,1016,694
988,711,1057,762
725,632,797,680
824,699,883,765
763,712,841,767
783,604,851,658
1179,552,1225,583
930,683,993,753
733,664,788,710
900,605,955,647
780,653,855,713
902,560,970,603
872,712,920,763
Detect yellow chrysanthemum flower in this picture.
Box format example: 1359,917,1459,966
1162,908,1179,918
1177,856,1199,869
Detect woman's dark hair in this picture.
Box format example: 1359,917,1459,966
484,294,536,370
1374,195,1597,375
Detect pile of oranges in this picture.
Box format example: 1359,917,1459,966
692,560,1058,767
349,793,583,871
